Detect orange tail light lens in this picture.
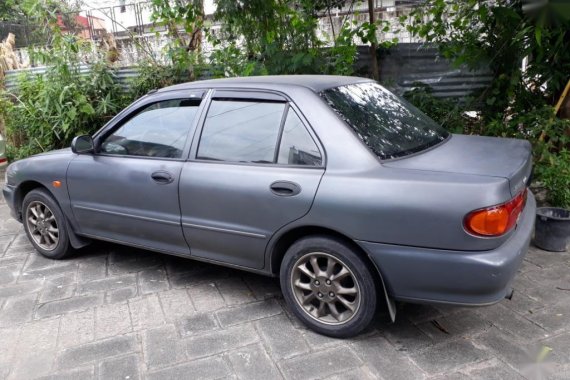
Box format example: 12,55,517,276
464,189,527,237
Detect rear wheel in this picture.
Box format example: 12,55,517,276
280,236,377,338
22,189,73,259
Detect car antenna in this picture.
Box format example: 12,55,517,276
147,89,158,94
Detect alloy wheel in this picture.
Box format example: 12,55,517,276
290,252,361,325
26,201,59,251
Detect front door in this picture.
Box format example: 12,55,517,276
180,91,325,269
67,93,204,255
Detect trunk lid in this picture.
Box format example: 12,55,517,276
384,134,532,197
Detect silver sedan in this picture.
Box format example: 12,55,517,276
2,76,535,337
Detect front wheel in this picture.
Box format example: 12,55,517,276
280,236,377,338
22,189,73,260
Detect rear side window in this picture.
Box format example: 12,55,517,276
278,110,322,166
198,100,285,163
197,99,322,166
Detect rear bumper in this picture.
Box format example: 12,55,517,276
2,184,19,221
357,191,536,306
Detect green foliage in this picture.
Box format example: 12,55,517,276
406,0,570,120
129,61,190,99
0,0,24,21
537,149,570,208
210,0,322,75
404,1,570,207
209,0,370,76
403,84,477,134
0,33,127,160
149,0,205,80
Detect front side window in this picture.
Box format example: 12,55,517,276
102,99,201,159
197,100,285,163
321,82,449,160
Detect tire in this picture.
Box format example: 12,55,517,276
22,188,73,260
280,235,377,338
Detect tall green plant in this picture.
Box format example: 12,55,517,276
0,8,127,160
405,0,570,120
149,0,205,81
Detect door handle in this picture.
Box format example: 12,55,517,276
270,181,301,196
151,171,174,184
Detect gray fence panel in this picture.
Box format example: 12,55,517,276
4,65,139,93
357,43,492,99
4,43,492,101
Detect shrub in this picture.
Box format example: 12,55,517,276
403,84,478,134
0,35,128,160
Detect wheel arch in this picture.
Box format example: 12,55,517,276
15,180,90,249
13,180,51,219
268,225,396,321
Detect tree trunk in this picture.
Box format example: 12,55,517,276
368,0,379,80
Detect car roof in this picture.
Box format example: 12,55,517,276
158,75,373,93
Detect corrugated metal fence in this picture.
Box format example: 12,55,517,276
359,43,492,98
3,65,139,93
4,43,492,100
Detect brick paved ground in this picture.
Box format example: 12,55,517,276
1,174,569,379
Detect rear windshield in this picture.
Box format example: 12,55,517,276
321,82,449,160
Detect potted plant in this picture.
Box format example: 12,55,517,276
534,150,570,252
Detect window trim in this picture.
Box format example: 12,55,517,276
189,89,325,168
95,91,206,161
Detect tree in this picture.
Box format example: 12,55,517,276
367,0,379,80
0,1,25,21
406,0,570,120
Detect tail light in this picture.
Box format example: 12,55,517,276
464,189,527,237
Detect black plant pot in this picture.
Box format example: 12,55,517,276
534,207,570,252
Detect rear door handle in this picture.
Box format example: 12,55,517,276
151,171,174,184
270,181,301,196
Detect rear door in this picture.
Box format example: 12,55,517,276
179,90,325,269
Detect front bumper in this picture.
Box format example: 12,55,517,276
358,191,536,306
2,184,19,221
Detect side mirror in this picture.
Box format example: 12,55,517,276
71,135,94,154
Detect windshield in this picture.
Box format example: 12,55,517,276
321,82,449,160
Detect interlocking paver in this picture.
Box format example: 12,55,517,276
128,294,165,330
98,354,140,380
177,312,218,336
146,356,231,380
78,274,136,294
0,293,37,326
215,298,282,327
143,325,185,369
104,286,137,304
95,303,132,339
279,346,362,380
58,309,95,348
36,294,104,319
228,343,283,380
351,335,425,379
409,339,490,376
158,289,195,322
138,268,169,294
0,172,568,379
182,324,259,360
462,359,525,380
57,335,137,369
39,275,77,303
186,282,225,311
256,314,310,360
